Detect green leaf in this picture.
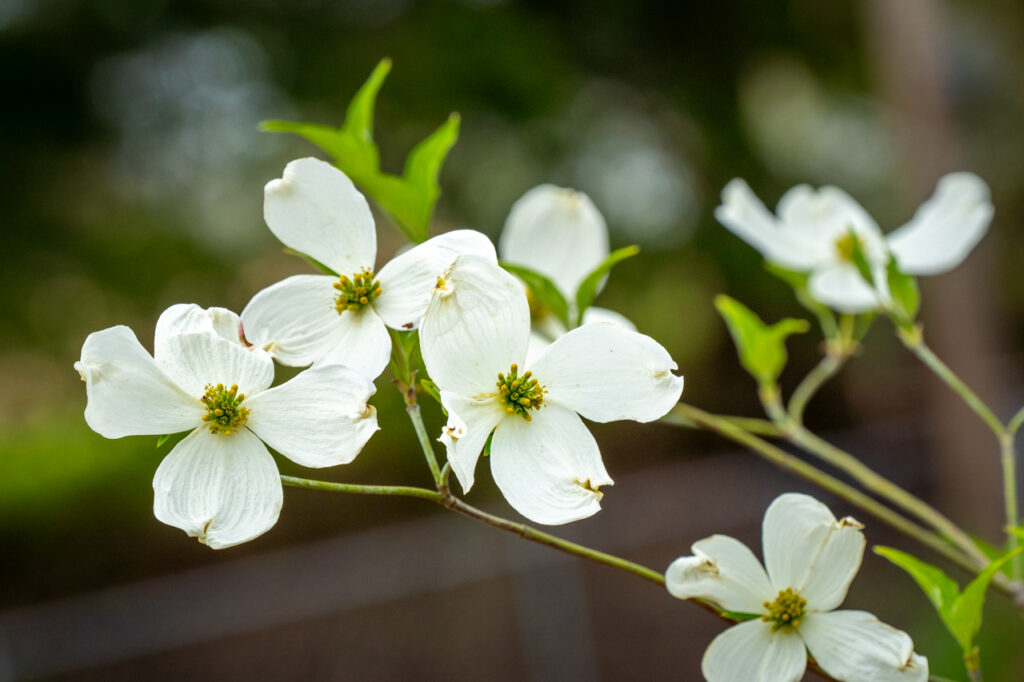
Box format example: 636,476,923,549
843,228,876,286
156,434,171,449
283,247,340,276
886,255,920,323
874,545,1023,653
575,245,640,325
719,610,762,622
419,378,444,413
482,431,494,457
261,58,459,243
764,262,837,335
1010,526,1024,542
500,261,570,329
714,294,810,386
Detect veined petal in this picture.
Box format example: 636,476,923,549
374,229,498,331
76,326,201,438
531,323,683,423
499,184,609,299
155,304,243,364
241,274,349,367
438,391,506,493
665,534,774,614
158,331,275,400
801,611,927,682
489,404,612,525
314,306,391,380
246,364,378,468
762,493,865,610
887,172,993,275
808,264,885,313
420,254,530,397
580,306,637,331
715,179,820,271
153,427,282,549
701,619,806,682
264,157,376,274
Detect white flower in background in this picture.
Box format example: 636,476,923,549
715,173,993,312
75,303,379,549
500,184,636,360
420,255,683,525
242,157,496,379
666,493,928,682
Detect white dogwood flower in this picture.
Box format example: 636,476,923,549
499,184,635,361
666,493,928,682
420,255,683,525
715,173,993,312
242,157,496,379
75,303,379,549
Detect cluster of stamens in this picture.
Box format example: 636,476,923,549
333,269,382,315
834,231,866,263
496,363,545,421
200,383,249,435
762,587,807,632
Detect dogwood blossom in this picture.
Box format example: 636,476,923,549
715,173,993,312
666,493,928,682
241,157,496,378
419,254,683,525
499,184,635,361
75,304,379,548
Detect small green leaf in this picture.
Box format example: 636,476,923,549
500,261,570,329
1007,525,1024,541
719,611,762,622
844,228,876,286
156,434,171,449
764,262,838,335
873,545,959,616
261,59,459,243
886,255,920,324
482,431,494,457
283,247,340,276
575,245,640,325
419,378,444,412
874,544,1023,654
947,548,1022,651
714,294,810,386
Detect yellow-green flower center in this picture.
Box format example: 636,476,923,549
834,232,866,263
200,383,249,435
762,587,807,633
334,269,382,315
496,363,545,421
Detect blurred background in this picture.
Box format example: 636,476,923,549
2,0,1024,679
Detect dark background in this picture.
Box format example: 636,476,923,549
2,0,1023,679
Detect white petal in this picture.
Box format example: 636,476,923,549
525,330,553,368
801,611,927,682
76,326,200,438
241,274,352,367
489,404,612,525
313,306,391,380
715,179,821,271
499,184,609,299
374,229,498,331
531,323,683,423
420,254,530,397
887,172,993,275
246,364,379,468
155,304,243,364
157,331,275,400
701,619,807,682
762,493,865,611
580,306,637,331
808,264,885,313
263,157,376,274
777,185,885,257
153,427,282,549
437,391,507,493
665,534,774,614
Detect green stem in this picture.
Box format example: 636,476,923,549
788,353,846,426
1000,433,1021,583
900,332,1003,439
964,646,983,682
671,403,979,575
406,403,443,488
281,475,443,502
1008,405,1024,438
